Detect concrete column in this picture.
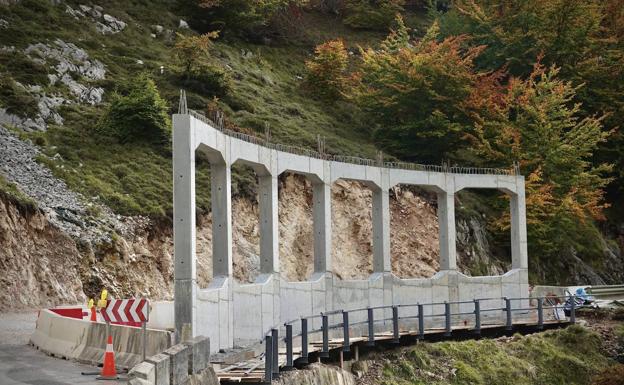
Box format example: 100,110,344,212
313,182,332,273
510,182,528,270
437,191,457,270
173,114,197,340
372,188,391,273
259,174,279,274
211,163,232,277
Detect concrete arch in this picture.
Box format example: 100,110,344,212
172,112,530,351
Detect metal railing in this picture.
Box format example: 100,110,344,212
186,109,518,176
262,294,577,382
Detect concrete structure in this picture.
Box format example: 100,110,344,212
172,111,529,352
30,309,172,369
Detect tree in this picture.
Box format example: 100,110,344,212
98,74,171,145
174,31,219,78
352,18,484,162
464,62,613,261
304,39,349,100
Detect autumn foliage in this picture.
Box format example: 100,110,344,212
304,39,350,100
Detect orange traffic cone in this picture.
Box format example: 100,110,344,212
90,306,97,322
97,335,118,380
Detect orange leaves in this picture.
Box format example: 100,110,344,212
304,39,350,100
174,31,220,75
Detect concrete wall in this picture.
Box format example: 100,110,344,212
172,113,530,352
30,309,172,368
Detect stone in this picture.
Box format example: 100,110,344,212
0,19,8,29
128,361,155,383
184,336,210,374
153,25,164,34
146,353,171,385
164,344,190,385
179,19,189,29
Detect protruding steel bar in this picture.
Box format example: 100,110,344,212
285,324,293,369
474,299,481,335
505,297,513,331
321,314,329,358
264,335,272,384
367,308,375,346
444,302,452,337
418,303,425,340
342,311,350,352
392,306,400,343
301,318,308,363
271,328,279,378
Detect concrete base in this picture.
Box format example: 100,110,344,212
157,269,528,352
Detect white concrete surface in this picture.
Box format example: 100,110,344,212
173,112,530,352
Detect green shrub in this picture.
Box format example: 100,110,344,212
0,75,38,118
98,74,171,145
181,64,231,97
343,0,404,30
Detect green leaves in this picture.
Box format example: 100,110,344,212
98,74,171,146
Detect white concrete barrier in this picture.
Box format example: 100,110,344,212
30,309,173,369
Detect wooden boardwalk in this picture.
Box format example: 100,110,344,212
216,313,572,383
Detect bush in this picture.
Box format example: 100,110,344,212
0,75,39,118
174,31,219,77
98,74,171,145
193,0,305,32
180,63,231,97
304,39,349,100
343,0,404,30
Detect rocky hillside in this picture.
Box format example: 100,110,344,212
0,0,622,310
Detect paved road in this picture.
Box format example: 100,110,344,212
0,312,123,385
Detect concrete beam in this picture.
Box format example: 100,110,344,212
173,114,197,340
437,191,457,270
510,177,528,270
313,182,332,273
259,175,279,274
372,188,391,273
211,163,232,277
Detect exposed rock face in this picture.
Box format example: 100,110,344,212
273,363,356,385
0,125,128,245
65,4,127,34
0,195,85,311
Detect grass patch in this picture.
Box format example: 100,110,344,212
0,174,37,214
380,326,611,385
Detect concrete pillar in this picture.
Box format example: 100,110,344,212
211,163,232,277
313,182,332,273
510,180,528,270
173,114,197,340
437,191,457,270
372,188,391,273
259,174,279,274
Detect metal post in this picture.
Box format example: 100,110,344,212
569,296,576,324
418,304,425,340
342,311,350,352
271,328,279,378
142,302,150,362
301,318,308,364
505,297,513,331
264,335,272,383
474,299,481,335
285,324,293,369
444,302,452,336
537,297,544,330
367,308,375,346
392,306,400,344
321,314,329,358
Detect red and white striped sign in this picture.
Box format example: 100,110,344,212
101,298,149,323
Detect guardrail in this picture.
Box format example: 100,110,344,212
186,109,518,176
262,294,578,382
